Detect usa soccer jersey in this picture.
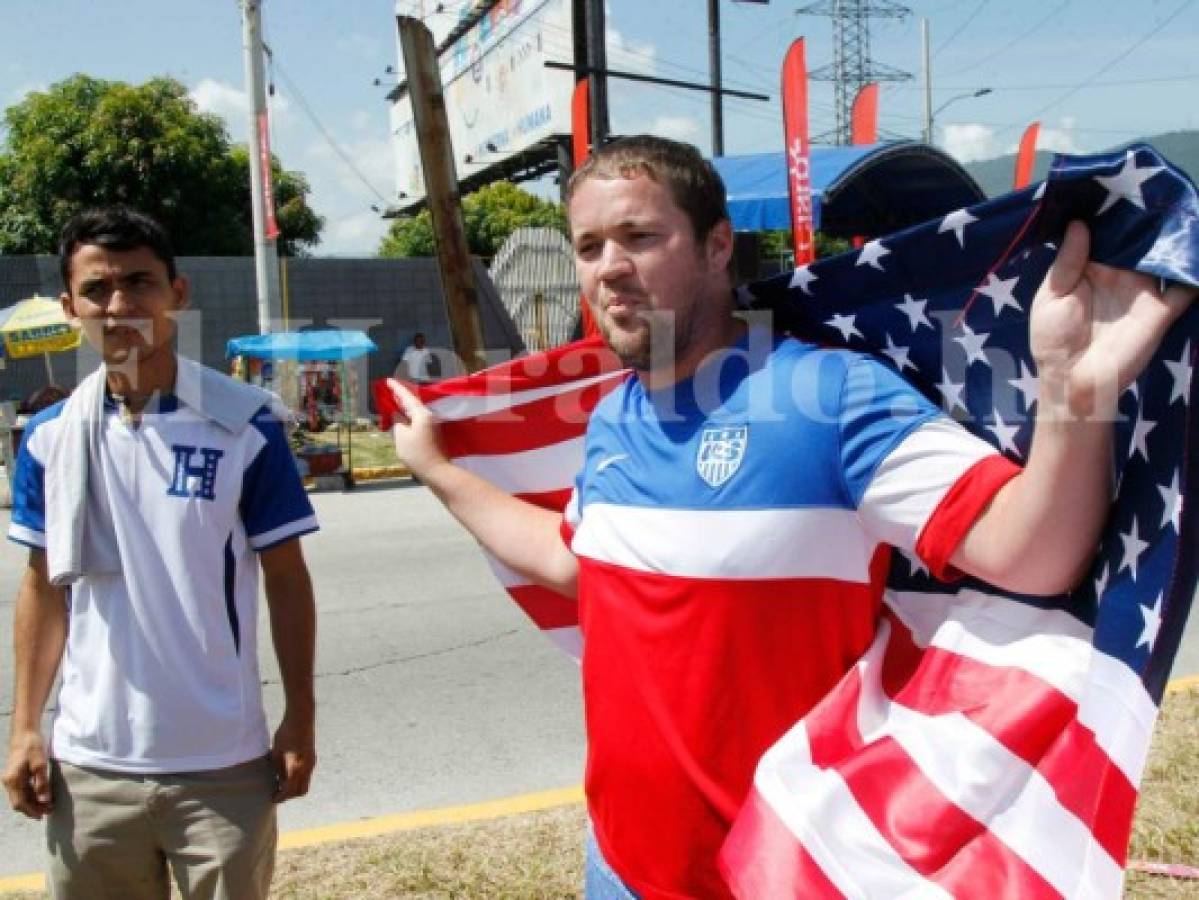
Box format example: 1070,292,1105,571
561,331,1019,899
8,393,318,773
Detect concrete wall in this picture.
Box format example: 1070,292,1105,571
0,256,525,415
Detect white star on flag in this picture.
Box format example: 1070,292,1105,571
1163,339,1192,405
939,208,978,247
1009,361,1038,410
789,266,818,296
954,324,990,367
825,313,862,342
936,368,967,416
1094,563,1109,600
882,334,915,372
1137,594,1163,651
976,272,1022,316
1096,149,1165,215
1158,470,1182,533
855,239,890,271
987,412,1022,457
1130,413,1157,462
1118,517,1150,579
1034,182,1047,201
895,293,933,331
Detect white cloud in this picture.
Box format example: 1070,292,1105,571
10,81,46,103
321,209,390,256
1037,117,1081,155
940,123,1005,163
941,116,1083,164
647,115,701,143
189,78,291,142
299,134,398,255
190,79,251,129
304,135,395,200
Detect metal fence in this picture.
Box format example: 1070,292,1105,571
488,227,580,350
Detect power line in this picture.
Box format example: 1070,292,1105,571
1007,0,1195,133
932,0,991,57
939,0,1071,77
266,52,392,206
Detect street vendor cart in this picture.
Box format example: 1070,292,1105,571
226,328,377,488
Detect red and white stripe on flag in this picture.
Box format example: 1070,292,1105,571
719,587,1152,899
373,336,627,657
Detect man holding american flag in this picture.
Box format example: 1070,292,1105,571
385,135,1195,898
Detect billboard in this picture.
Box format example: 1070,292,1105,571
391,0,576,203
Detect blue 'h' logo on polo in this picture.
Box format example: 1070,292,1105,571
168,445,224,501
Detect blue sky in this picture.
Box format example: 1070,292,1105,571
1,0,1195,255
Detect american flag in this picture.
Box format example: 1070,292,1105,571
375,143,1198,897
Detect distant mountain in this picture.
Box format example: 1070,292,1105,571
962,130,1199,197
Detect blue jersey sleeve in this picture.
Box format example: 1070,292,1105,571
837,354,942,507
240,406,318,550
7,407,59,549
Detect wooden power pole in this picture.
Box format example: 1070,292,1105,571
396,15,485,373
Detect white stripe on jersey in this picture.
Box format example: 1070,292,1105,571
858,419,1000,552
572,504,877,581
249,514,320,550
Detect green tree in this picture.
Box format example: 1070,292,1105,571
0,74,322,256
758,230,852,266
378,180,566,259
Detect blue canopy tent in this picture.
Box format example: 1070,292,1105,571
226,329,378,487
711,141,986,238
225,328,377,361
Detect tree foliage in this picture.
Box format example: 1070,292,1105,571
758,229,852,265
378,180,566,259
0,74,322,256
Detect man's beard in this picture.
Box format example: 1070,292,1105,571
597,307,697,374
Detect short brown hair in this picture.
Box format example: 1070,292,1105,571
565,135,730,241
59,205,177,286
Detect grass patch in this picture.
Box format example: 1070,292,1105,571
272,805,586,899
4,690,1196,898
297,426,404,472
1126,686,1199,898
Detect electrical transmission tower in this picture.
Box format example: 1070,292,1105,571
798,0,911,144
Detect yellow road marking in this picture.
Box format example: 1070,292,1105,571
277,783,584,850
0,873,42,893
0,785,584,893
1166,673,1199,694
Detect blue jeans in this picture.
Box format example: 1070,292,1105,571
585,827,640,899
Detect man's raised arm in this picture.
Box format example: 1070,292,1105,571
952,221,1196,595
390,382,579,598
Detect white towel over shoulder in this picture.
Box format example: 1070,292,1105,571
45,357,282,586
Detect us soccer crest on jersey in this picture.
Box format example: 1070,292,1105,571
696,425,747,488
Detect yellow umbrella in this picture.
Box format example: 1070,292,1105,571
0,295,81,384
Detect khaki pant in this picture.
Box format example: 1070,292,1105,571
46,756,277,900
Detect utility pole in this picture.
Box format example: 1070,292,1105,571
241,0,282,334
922,18,932,143
396,15,485,373
585,0,610,145
709,0,723,156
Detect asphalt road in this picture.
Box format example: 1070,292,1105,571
0,480,1197,877
0,482,586,876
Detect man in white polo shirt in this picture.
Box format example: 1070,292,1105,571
2,207,319,899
